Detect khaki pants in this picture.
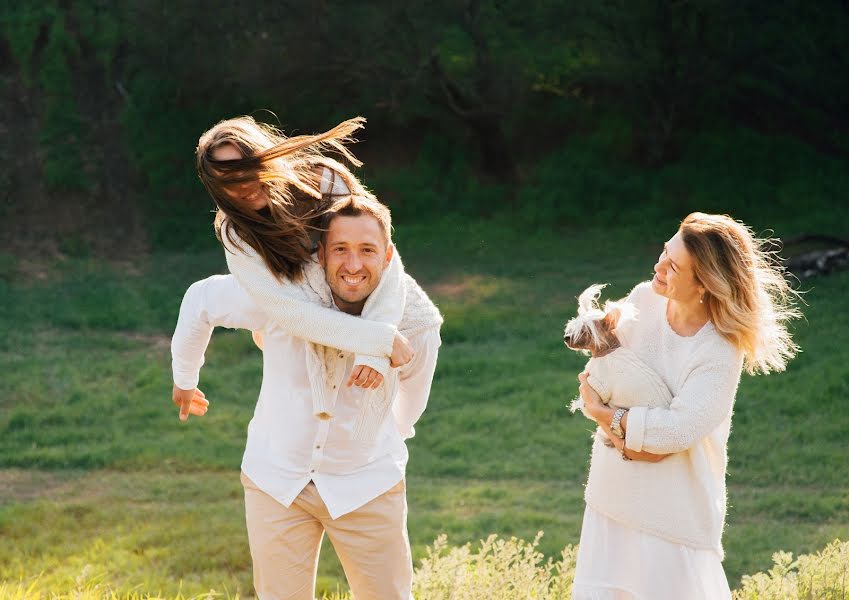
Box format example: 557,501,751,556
241,472,413,600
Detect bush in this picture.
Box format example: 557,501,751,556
1,537,847,599
734,540,849,600
413,533,577,599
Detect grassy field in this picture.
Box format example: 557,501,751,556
1,214,848,598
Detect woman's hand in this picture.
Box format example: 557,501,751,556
606,432,670,462
347,365,384,389
577,372,606,422
172,385,210,422
390,333,414,368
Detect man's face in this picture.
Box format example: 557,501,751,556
318,214,393,315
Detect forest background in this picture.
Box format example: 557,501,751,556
1,2,848,598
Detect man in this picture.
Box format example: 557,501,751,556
170,195,442,599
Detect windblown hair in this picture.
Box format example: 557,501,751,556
319,194,393,248
680,212,802,375
195,115,377,280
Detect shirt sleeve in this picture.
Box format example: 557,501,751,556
171,274,269,391
625,344,744,454
221,224,398,366
391,328,442,440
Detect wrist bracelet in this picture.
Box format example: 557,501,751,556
610,407,627,438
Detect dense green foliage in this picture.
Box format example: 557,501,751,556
2,1,848,251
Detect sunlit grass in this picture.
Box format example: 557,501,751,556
2,216,848,596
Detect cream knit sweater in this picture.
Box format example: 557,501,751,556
221,168,400,377
583,282,744,557
219,168,442,441
301,256,442,441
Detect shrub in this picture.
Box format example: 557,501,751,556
734,539,849,600
2,537,847,598
412,532,576,599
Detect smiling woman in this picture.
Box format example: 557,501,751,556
572,212,802,600
172,117,445,598
182,115,415,400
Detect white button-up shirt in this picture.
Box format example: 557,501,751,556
172,274,440,518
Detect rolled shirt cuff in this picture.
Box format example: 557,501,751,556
624,406,647,452
172,363,200,391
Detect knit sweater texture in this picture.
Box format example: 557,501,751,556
221,167,401,376
219,167,442,441
301,257,443,442
583,282,743,557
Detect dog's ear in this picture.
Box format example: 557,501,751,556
603,308,621,330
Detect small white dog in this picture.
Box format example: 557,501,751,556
563,284,672,419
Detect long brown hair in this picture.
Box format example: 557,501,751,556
196,116,375,280
680,212,802,374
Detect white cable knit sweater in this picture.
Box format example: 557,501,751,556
300,257,442,441
218,168,442,441
222,167,400,374
583,282,744,557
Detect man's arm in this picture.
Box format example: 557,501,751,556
392,328,441,439
171,275,269,419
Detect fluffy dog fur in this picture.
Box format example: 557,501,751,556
564,284,672,418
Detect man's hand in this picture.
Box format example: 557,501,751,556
172,384,210,422
347,365,384,389
390,333,414,368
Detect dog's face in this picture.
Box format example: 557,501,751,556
563,284,635,356
563,311,619,355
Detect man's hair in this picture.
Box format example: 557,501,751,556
319,195,393,247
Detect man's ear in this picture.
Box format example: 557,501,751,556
384,242,394,267
317,241,326,265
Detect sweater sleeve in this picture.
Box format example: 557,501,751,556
317,165,403,374
625,343,743,454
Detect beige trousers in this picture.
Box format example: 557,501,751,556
241,472,413,600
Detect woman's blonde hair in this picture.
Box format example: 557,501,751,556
196,116,376,280
680,212,802,375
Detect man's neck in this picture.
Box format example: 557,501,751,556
332,293,365,316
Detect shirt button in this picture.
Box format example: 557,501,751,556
315,445,321,449
310,469,315,473
317,412,332,421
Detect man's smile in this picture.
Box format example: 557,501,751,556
341,274,367,286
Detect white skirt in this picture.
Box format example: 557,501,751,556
572,506,732,600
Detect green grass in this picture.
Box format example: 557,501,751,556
1,214,848,597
